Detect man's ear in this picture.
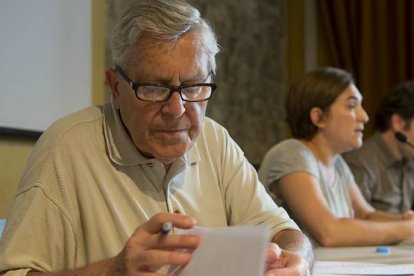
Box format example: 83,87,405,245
105,68,120,109
310,107,327,128
389,114,406,132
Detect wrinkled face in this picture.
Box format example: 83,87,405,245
320,84,369,153
107,32,210,164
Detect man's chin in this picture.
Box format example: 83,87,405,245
156,131,190,142
154,143,193,164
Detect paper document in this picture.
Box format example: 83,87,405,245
313,261,414,275
172,225,270,276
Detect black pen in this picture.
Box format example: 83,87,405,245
160,221,172,235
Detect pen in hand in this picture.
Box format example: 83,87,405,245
160,221,173,235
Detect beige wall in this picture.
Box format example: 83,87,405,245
0,0,106,218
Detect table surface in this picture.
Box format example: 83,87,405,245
315,242,414,264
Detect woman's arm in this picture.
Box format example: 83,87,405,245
272,173,414,247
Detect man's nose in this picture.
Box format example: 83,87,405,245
162,91,185,118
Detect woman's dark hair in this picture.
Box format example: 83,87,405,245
375,82,414,132
286,67,354,140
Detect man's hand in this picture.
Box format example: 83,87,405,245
107,212,200,275
265,243,310,276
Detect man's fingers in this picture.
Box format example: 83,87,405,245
155,234,200,250
136,249,192,267
266,243,282,265
138,213,196,235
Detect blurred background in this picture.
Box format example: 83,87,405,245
1,0,413,217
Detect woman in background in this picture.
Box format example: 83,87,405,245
259,67,414,246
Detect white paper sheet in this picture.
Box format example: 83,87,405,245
313,261,414,275
170,225,270,276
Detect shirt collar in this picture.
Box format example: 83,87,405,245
102,102,199,166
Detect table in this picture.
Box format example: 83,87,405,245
313,242,414,275
315,242,414,264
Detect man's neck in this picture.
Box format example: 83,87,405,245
381,130,403,160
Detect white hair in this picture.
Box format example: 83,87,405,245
109,0,220,73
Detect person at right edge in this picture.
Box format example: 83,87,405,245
344,82,414,214
259,67,414,247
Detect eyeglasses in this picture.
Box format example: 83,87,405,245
115,65,217,102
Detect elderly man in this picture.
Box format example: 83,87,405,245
0,0,312,275
344,82,414,214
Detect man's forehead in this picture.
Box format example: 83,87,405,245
124,33,208,80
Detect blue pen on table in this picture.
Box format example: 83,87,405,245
160,221,173,235
375,246,390,255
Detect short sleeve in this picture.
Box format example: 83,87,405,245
259,139,320,191
0,187,76,274
203,122,300,239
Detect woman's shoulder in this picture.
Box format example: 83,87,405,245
261,138,318,172
259,138,320,187
266,139,313,160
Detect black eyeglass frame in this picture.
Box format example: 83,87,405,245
115,65,217,102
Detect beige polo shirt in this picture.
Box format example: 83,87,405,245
0,103,298,275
